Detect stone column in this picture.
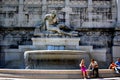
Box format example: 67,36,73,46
42,0,47,20
111,0,117,23
18,0,24,27
88,0,92,27
5,12,9,26
64,0,71,27
117,0,120,26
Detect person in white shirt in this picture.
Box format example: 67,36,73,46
88,59,99,78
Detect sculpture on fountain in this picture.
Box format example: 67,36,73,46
34,10,78,37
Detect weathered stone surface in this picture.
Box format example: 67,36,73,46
32,38,80,46
0,0,120,69
0,69,119,79
0,28,120,69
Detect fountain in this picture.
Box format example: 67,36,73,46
24,50,90,69
24,11,91,69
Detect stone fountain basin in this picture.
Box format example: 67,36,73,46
24,50,88,60
24,50,90,69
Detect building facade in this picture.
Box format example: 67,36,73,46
0,0,119,28
0,0,120,68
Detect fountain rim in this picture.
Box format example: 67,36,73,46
24,50,87,55
24,50,87,59
24,50,87,56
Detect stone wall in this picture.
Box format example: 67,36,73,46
0,28,34,47
0,0,118,28
0,27,34,68
0,27,120,69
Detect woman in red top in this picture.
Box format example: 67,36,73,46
109,61,117,69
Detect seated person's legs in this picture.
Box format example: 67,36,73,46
117,67,120,73
95,68,99,77
82,71,86,78
93,68,99,78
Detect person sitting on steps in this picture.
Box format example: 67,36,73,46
108,61,119,73
109,61,117,69
115,58,120,73
88,59,99,78
79,59,89,79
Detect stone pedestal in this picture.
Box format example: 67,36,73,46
32,38,80,46
32,38,80,50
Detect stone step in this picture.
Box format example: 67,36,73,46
0,69,119,79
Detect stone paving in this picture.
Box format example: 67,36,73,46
0,77,120,80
